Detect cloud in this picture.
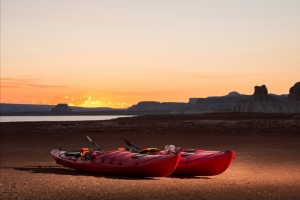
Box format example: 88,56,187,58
0,77,69,89
117,102,132,107
45,96,100,107
1,77,44,81
188,73,257,79
35,100,46,104
19,99,34,104
46,96,72,105
1,93,133,108
72,97,91,106
91,101,100,105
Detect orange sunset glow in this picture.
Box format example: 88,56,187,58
1,1,300,108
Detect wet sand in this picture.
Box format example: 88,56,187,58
1,113,300,199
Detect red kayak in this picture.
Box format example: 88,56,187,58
121,137,235,176
171,149,235,176
137,148,235,176
50,148,181,177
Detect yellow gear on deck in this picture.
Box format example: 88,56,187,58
80,148,90,157
139,148,160,154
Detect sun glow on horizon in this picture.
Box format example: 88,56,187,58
0,93,133,108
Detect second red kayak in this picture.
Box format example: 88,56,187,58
172,149,235,176
139,148,235,176
120,137,235,176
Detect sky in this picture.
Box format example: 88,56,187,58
1,0,300,108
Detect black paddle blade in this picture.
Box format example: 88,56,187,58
86,136,104,152
120,136,141,150
121,136,132,146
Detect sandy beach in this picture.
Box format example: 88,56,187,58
1,113,300,200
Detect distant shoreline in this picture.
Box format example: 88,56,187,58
0,110,169,116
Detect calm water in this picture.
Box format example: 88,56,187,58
0,115,134,122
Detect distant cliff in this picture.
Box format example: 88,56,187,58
51,104,72,113
192,92,249,111
2,83,298,115
0,103,114,114
234,82,299,113
128,101,188,111
128,87,296,114
128,92,250,113
0,104,53,113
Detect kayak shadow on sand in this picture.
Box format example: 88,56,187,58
13,166,159,180
168,175,211,180
13,166,212,180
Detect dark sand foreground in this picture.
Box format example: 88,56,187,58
1,113,300,200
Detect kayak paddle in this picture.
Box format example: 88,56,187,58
87,136,104,152
120,136,141,150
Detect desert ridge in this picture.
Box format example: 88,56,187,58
1,82,299,115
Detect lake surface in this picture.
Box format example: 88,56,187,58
0,115,134,122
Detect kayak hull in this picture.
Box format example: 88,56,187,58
172,150,235,176
51,149,180,177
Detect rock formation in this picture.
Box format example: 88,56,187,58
227,91,241,97
288,82,300,102
233,85,288,113
130,92,249,112
234,83,300,113
51,103,72,113
128,101,188,111
252,85,268,101
193,92,249,111
128,82,299,113
0,104,53,113
287,82,300,113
